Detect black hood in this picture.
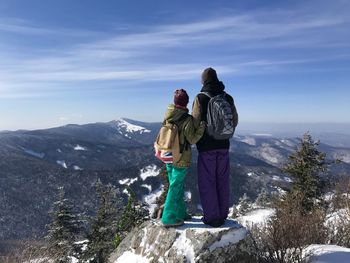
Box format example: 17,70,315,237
201,81,225,95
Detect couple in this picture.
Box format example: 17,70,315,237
160,67,239,228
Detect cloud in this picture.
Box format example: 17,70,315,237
0,7,349,98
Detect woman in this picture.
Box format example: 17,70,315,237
161,89,205,227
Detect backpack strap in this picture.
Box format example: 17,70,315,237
170,113,190,154
200,91,212,98
200,91,226,98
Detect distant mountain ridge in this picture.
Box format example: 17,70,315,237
1,118,350,241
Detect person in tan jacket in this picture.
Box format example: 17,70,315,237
161,89,205,227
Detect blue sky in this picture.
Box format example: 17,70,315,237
0,0,349,130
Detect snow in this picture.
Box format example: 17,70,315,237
172,229,195,263
142,184,152,192
209,227,247,252
140,165,159,181
260,143,281,164
74,144,87,151
115,251,149,263
240,136,256,146
271,175,292,183
143,186,163,216
118,177,138,186
173,217,246,262
57,148,62,153
73,165,83,170
237,208,275,226
22,147,45,159
177,216,241,233
56,160,67,169
113,118,151,139
304,244,350,263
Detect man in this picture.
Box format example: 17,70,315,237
192,67,238,227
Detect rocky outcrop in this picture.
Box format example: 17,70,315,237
108,217,252,263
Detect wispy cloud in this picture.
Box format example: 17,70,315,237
0,8,349,98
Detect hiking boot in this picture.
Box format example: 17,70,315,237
162,219,184,228
207,219,224,228
184,213,192,221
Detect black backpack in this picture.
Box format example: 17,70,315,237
201,91,235,140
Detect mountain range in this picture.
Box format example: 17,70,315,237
1,118,350,243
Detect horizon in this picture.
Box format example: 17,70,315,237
2,117,350,137
1,0,350,130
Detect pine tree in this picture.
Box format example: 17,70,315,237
86,180,123,263
46,187,84,263
283,132,327,212
256,187,270,208
231,205,239,218
114,187,149,247
238,193,252,215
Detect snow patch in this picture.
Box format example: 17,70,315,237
22,147,45,159
115,251,149,263
260,143,281,164
140,165,159,181
119,177,138,186
271,175,292,183
141,184,152,192
172,229,195,263
74,144,87,151
304,244,350,263
112,118,151,139
240,136,256,146
237,208,275,226
73,165,83,171
56,160,67,169
143,186,163,216
209,227,247,251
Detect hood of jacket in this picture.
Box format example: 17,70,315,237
164,104,189,124
201,81,225,95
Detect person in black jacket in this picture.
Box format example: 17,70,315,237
192,67,238,227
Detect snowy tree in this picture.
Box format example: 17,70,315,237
237,193,252,215
114,187,149,247
46,186,84,263
85,180,123,263
283,133,327,212
230,205,239,218
256,187,270,208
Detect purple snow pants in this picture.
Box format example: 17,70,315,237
198,149,230,224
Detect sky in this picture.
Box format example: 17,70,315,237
0,0,349,131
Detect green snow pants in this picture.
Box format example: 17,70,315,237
161,164,188,224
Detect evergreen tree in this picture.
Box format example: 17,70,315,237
86,180,123,263
283,133,327,212
46,187,84,263
114,187,149,247
256,187,270,208
238,193,252,215
230,205,239,218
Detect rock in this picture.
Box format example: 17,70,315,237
108,217,252,263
